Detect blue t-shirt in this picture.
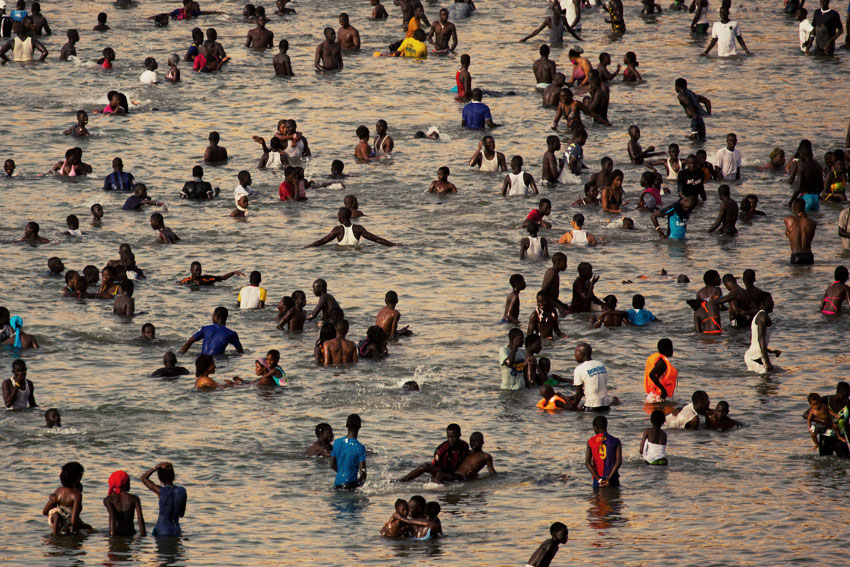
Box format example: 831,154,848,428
461,102,492,130
659,201,691,240
331,437,366,486
627,308,656,326
153,485,187,536
10,9,28,22
192,324,242,355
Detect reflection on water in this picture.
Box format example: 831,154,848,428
586,488,627,533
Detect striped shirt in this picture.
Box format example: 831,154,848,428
103,171,135,192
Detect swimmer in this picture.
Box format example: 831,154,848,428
455,53,472,100
427,167,458,193
644,338,676,403
93,11,108,31
758,148,786,172
528,292,564,339
533,44,557,88
585,416,621,488
627,294,658,326
140,57,159,84
376,290,413,337
806,393,832,449
3,159,16,177
651,195,698,240
103,157,135,192
63,110,89,137
591,295,631,327
524,333,545,385
622,51,643,82
123,184,165,211
692,295,722,334
0,17,47,63
600,170,626,213
371,0,389,19
541,252,569,315
272,39,293,76
97,46,116,69
19,221,49,244
701,7,751,56
397,424,470,483
52,147,92,176
739,194,765,221
503,274,526,325
315,27,342,71
469,135,507,172
605,0,626,34
246,15,273,49
322,319,357,365
193,354,244,389
402,380,420,393
537,383,576,411
542,73,566,107
140,323,156,341
502,155,539,197
203,131,228,163
306,423,334,456
381,499,412,538
784,198,817,265
113,280,135,316
526,523,569,567
716,274,755,327
354,125,376,160
255,349,286,386
45,408,61,428
277,290,307,331
706,185,739,236
639,410,668,465
60,29,79,60
231,195,249,218
306,279,340,323
588,157,614,190
306,207,398,247
622,218,635,230
373,120,394,156
521,222,549,259
152,352,190,378
3,359,37,408
330,414,366,489
437,432,496,482
706,400,741,430
596,52,620,82
43,462,94,535
91,204,103,226
63,215,80,237
177,261,245,286
358,325,388,359
338,13,360,50
570,261,602,313
558,213,598,246
343,195,361,219
627,125,659,165
47,257,64,275
572,184,600,206
820,266,850,316
524,199,553,229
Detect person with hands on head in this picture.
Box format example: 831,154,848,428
469,135,507,172
140,461,187,536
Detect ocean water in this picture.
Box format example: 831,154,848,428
1,0,849,565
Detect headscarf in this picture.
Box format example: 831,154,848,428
108,470,130,495
9,316,22,349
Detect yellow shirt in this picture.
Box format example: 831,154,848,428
396,37,427,59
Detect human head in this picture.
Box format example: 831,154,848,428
102,47,115,61
628,125,640,140
163,351,177,368
568,48,582,62
610,169,624,187
413,28,427,42
650,409,665,428
525,331,542,354
574,341,591,363
446,423,461,445
527,221,539,237
577,261,593,279
60,462,85,488
141,323,156,339
67,29,80,42
550,522,569,544
337,206,353,224
315,422,334,443
725,133,737,150
97,12,108,24
657,338,673,357
602,294,618,309
546,135,561,152
156,463,175,484
346,413,361,432
469,431,484,451
539,199,552,215
212,306,229,325
144,57,158,71
195,353,215,377
718,184,731,199
592,415,608,434
108,470,131,495
624,51,638,66
45,408,61,428
47,257,65,274
471,88,483,102
356,125,369,141
209,131,220,146
312,278,327,297
509,274,526,291
437,166,450,181
837,381,850,401
674,77,687,93
552,252,567,272
573,128,588,146
394,499,409,515
572,213,585,229
507,327,524,348
631,294,645,310
510,155,523,173
332,160,345,175
791,198,805,215
3,159,14,176
249,270,262,286
150,212,164,230
408,495,426,517
540,44,550,58
206,27,218,41
692,390,710,413
622,217,635,230
24,221,40,238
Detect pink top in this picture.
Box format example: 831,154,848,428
101,60,112,69
61,159,77,177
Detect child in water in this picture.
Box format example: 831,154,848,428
639,410,668,465
140,56,158,84
622,51,643,82
428,166,458,193
166,54,180,81
97,46,115,69
627,294,658,326
806,393,833,449
93,12,109,31
380,499,412,538
585,415,621,488
66,215,82,237
45,408,61,428
60,29,80,60
706,400,741,430
526,522,569,567
502,274,525,325
591,295,631,327
63,110,89,137
43,461,94,534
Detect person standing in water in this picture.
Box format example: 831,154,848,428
306,207,398,247
784,198,817,265
103,470,146,536
315,27,342,71
744,292,780,373
519,1,582,44
820,266,850,316
331,414,367,489
140,462,186,536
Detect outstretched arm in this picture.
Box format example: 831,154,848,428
357,226,397,246
520,19,548,42
306,227,342,248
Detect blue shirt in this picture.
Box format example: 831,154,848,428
461,101,492,130
627,308,656,326
10,9,27,22
153,485,187,536
331,437,366,486
192,324,242,355
659,201,691,240
103,171,135,192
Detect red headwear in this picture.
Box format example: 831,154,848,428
108,470,130,495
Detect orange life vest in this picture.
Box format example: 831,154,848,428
537,394,568,411
644,353,677,398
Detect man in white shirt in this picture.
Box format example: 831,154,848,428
571,342,611,411
665,390,711,429
715,133,742,180
701,7,751,57
797,8,814,51
237,271,267,309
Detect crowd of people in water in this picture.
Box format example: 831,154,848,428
3,0,850,561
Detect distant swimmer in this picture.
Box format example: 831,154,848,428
113,280,135,316
706,184,739,236
651,194,698,240
674,78,711,116
428,166,457,193
744,292,779,373
322,319,357,365
542,73,566,107
140,462,187,536
255,349,286,386
203,131,228,163
519,1,582,43
337,13,360,50
177,261,244,286
784,198,817,264
306,423,334,456
180,166,219,200
371,0,389,19
820,266,850,316
397,423,470,483
701,7,751,57
277,289,307,331
558,213,599,246
192,353,245,389
537,383,577,410
273,39,293,76
455,53,472,100
245,14,273,49
585,415,621,488
315,27,342,71
60,29,79,61
0,17,48,63
469,135,507,172
534,44,558,88
376,290,413,337
151,351,190,378
180,307,244,356
639,410,668,465
541,252,569,315
63,110,89,137
306,207,398,247
521,223,549,259
19,221,49,244
461,89,499,129
526,522,569,567
51,147,92,177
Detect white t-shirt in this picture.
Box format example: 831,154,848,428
665,402,697,428
140,70,158,84
798,19,814,51
715,147,742,179
237,285,267,309
573,359,610,408
711,20,741,56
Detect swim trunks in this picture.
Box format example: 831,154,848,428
801,193,819,212
790,252,814,265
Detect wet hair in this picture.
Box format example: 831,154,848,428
509,274,524,288
447,423,461,435
640,170,656,188
835,266,849,283
60,462,85,488
163,351,177,367
540,44,550,57
315,422,332,438
48,257,64,272
195,354,214,377
425,501,441,519
356,125,369,140
346,413,362,430
332,160,344,173
97,12,108,24
675,77,687,89
703,270,720,286
438,166,450,177
395,498,408,511
650,410,665,427
508,327,523,341
632,294,645,309
213,306,228,323
402,380,420,393
611,169,624,182
249,270,262,286
102,47,115,60
572,213,585,228
209,131,220,144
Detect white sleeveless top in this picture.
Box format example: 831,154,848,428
565,0,581,30
479,152,500,172
527,236,543,257
373,136,390,157
570,229,588,246
642,440,667,463
338,224,359,246
667,158,681,180
744,310,770,361
14,36,33,61
284,138,305,158
267,151,284,169
506,171,530,196
6,379,30,409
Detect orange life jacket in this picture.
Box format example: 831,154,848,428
644,353,677,398
537,394,568,411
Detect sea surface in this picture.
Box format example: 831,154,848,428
1,0,849,565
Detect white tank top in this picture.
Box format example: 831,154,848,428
667,158,681,180
642,440,667,463
338,224,359,246
267,151,283,169
744,310,770,360
6,379,29,409
697,1,709,24
284,138,304,158
479,152,500,172
373,136,389,157
14,36,33,61
570,229,588,246
506,171,530,196
565,0,581,30
527,236,543,257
